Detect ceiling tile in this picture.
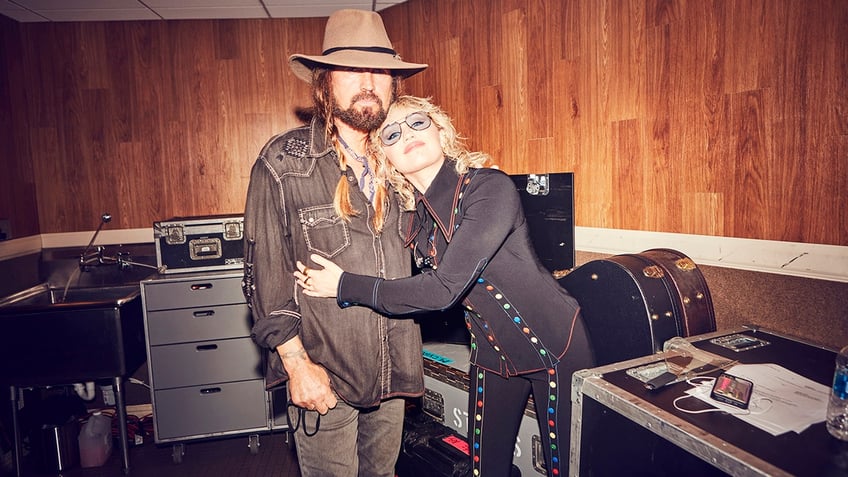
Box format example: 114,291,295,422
13,0,142,7
145,0,263,6
0,0,409,22
153,6,270,20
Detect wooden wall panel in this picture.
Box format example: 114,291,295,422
0,0,845,246
389,0,847,245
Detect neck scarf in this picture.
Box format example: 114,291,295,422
337,135,375,202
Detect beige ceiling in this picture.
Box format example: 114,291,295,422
0,0,408,22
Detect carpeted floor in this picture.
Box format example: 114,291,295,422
4,431,299,477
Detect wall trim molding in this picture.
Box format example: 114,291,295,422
575,227,847,283
1,227,846,283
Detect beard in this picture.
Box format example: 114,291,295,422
333,92,388,132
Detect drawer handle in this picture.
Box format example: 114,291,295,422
196,344,218,351
193,310,215,317
190,283,213,290
200,387,222,394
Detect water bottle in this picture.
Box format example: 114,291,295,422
78,411,113,467
827,344,848,441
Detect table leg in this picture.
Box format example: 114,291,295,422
113,376,131,474
9,385,21,477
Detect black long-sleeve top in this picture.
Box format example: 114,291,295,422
337,161,584,376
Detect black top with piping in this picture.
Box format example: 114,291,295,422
337,161,584,376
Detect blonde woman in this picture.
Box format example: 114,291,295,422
296,96,596,476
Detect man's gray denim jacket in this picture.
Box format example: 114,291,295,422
242,117,424,407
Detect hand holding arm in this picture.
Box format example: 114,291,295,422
295,254,344,298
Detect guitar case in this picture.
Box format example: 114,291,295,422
561,248,716,366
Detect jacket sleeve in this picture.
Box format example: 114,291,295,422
337,170,519,315
243,155,301,352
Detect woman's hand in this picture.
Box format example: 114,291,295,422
295,254,344,298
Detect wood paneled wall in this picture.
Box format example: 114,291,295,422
1,0,845,246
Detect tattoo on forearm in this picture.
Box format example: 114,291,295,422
280,348,307,360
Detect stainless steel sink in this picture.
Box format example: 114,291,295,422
1,279,153,477
0,283,147,386
0,283,141,308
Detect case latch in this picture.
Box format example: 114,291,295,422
525,174,550,196
223,220,243,241
163,224,186,245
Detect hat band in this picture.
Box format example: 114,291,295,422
322,45,397,56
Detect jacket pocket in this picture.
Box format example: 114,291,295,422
299,205,350,258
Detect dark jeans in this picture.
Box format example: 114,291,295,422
288,395,405,477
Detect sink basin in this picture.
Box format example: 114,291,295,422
0,283,147,386
0,284,141,309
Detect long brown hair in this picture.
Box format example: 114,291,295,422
310,68,402,233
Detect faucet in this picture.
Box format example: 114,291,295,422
79,213,112,270
77,212,162,273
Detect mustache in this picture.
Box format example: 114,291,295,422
351,92,382,107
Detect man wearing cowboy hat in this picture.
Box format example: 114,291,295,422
242,9,428,477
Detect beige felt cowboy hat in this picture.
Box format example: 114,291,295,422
289,9,428,83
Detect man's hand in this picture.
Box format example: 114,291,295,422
277,338,337,415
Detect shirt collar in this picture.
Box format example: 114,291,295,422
415,160,464,243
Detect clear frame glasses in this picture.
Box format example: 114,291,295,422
379,111,432,146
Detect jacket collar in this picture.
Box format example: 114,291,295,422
412,160,464,244
308,116,334,157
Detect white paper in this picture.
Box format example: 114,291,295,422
685,363,830,436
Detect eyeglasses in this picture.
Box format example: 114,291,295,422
379,111,432,147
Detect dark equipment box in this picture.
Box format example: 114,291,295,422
397,406,521,477
396,409,474,477
154,215,244,274
510,172,575,274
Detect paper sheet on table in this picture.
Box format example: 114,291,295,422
686,363,830,436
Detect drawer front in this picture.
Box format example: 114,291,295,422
153,379,268,441
143,276,245,311
146,303,252,345
149,338,263,389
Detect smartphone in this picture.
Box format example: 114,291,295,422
710,373,754,409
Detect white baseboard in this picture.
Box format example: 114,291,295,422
2,227,846,283
575,227,848,283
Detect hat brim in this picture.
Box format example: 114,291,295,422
289,50,428,83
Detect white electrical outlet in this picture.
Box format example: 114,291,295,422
101,384,116,406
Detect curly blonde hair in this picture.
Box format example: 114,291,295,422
368,96,490,211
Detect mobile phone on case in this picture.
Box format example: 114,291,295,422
710,373,753,409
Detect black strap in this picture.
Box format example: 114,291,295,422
322,45,397,56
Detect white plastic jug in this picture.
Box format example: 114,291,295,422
78,411,113,467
